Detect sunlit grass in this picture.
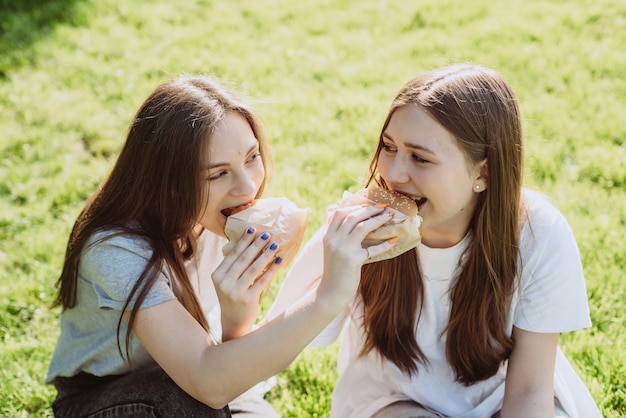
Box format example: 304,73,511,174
0,0,624,416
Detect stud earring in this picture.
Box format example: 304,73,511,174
475,184,480,189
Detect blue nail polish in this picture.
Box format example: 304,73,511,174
274,257,283,265
246,226,255,234
260,232,270,240
269,242,278,251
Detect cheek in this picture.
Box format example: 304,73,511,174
377,153,392,177
253,164,266,189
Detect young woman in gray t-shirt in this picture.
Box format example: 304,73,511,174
46,74,397,417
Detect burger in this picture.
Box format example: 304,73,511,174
222,197,310,268
327,186,422,263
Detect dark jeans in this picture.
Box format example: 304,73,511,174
52,365,231,418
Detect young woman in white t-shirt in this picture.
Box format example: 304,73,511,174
267,64,601,418
46,74,397,417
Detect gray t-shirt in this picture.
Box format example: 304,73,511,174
45,230,176,383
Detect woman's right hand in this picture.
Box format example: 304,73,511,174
317,204,397,310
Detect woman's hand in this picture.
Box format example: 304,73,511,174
212,227,282,341
134,208,396,408
317,204,397,311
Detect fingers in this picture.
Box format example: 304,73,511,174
239,238,282,289
249,255,282,294
212,226,282,291
214,225,258,276
328,204,393,239
364,236,399,261
323,204,399,267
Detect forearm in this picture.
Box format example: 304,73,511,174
501,390,554,418
192,289,344,407
146,205,393,408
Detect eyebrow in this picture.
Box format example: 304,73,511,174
382,132,437,155
206,144,259,170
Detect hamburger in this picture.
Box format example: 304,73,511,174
327,186,422,263
222,197,310,268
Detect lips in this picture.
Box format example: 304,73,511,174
221,201,255,218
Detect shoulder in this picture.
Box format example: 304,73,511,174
80,228,165,288
78,228,175,307
519,188,576,250
82,228,155,267
86,228,152,253
513,189,591,332
521,188,566,226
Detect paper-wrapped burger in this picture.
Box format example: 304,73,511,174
222,197,310,268
326,186,422,263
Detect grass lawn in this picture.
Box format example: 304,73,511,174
1,0,624,416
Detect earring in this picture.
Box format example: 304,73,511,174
475,184,480,189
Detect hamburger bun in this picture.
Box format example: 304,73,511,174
356,187,419,217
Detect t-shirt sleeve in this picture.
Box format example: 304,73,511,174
79,234,176,311
514,199,592,333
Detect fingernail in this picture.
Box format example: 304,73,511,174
274,257,283,265
247,226,255,234
269,242,278,251
375,203,388,208
388,211,394,216
260,232,270,240
388,237,399,244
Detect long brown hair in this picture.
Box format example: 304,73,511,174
53,74,271,362
359,64,523,384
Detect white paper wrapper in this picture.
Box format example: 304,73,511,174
222,197,310,268
326,190,422,263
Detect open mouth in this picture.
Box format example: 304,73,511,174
221,208,235,218
221,201,255,218
413,197,427,211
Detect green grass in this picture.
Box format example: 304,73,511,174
1,0,624,416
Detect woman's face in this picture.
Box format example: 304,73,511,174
198,111,265,237
378,104,486,248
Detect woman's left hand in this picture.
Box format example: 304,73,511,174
211,227,282,341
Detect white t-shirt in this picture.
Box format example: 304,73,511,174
266,189,600,418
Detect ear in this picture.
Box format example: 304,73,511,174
473,159,488,192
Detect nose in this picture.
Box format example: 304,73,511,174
232,170,258,197
381,155,410,185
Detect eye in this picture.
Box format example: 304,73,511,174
208,171,228,181
381,142,396,153
246,151,262,164
412,154,430,164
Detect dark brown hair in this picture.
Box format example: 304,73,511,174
360,64,523,384
53,74,271,362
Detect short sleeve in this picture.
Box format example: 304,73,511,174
513,192,592,333
79,233,176,311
